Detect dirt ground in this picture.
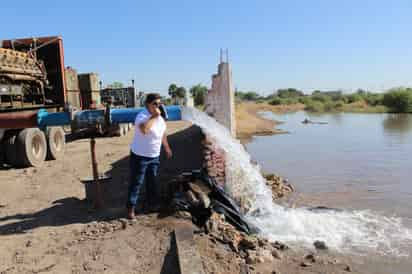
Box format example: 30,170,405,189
0,120,356,274
0,121,196,274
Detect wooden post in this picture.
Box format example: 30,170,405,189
90,137,104,208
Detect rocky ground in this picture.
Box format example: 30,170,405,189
0,120,358,274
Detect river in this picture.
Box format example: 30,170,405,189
245,111,412,273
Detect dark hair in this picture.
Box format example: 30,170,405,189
145,93,161,105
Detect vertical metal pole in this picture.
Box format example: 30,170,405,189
90,137,104,208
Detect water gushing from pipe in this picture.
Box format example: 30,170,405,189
182,106,412,256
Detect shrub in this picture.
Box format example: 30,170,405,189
345,94,363,103
305,101,324,112
311,94,331,103
382,88,412,113
298,97,311,104
282,98,299,105
333,100,345,108
277,88,304,98
323,101,336,111
363,93,383,106
269,97,282,105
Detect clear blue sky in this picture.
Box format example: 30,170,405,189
4,0,412,95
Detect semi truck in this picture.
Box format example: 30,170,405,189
0,36,67,167
0,36,182,168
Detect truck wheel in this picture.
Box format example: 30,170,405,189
122,124,128,135
16,128,47,167
46,127,66,160
0,144,3,167
113,124,126,137
4,132,18,166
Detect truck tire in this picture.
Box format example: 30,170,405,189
16,128,47,167
0,142,3,166
121,124,128,135
4,132,18,166
46,127,66,160
113,124,126,137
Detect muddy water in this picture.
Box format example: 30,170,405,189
245,111,412,273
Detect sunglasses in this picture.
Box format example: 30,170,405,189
151,101,161,107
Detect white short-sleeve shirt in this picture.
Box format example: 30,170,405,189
130,108,166,158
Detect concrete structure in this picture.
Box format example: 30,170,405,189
64,67,81,110
78,73,101,109
205,54,236,137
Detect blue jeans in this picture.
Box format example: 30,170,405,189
127,151,160,209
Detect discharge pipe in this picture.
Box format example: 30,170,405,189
0,106,182,130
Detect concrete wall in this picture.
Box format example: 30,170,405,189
205,62,236,137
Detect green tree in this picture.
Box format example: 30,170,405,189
168,83,178,98
277,88,304,98
175,86,186,98
168,84,186,98
235,91,261,101
243,91,260,101
190,84,208,106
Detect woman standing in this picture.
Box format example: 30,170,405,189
126,93,172,219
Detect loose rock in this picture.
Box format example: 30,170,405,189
239,236,258,250
300,261,312,267
304,253,316,262
271,249,282,260
271,241,289,251
344,265,352,272
313,240,328,250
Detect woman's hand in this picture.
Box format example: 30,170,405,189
162,134,173,159
165,146,173,159
152,107,161,117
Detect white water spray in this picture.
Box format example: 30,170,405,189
182,107,412,256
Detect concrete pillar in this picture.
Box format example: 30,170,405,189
205,61,236,137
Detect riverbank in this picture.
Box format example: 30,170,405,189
235,100,392,142
303,99,388,113
236,102,304,141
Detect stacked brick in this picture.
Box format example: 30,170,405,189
202,135,226,188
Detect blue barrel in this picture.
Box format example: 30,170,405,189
165,105,182,121
37,109,71,128
110,108,143,124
